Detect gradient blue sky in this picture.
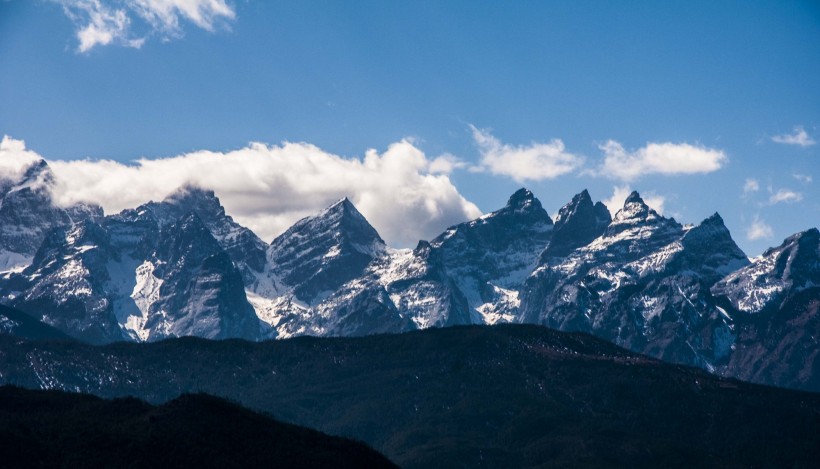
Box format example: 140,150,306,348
1,0,818,254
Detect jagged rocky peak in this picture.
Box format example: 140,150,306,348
506,188,541,212
764,228,819,283
133,185,227,227
553,189,592,226
495,188,552,222
0,159,103,269
281,197,386,254
606,190,678,237
682,213,740,249
269,197,386,303
543,189,611,259
433,188,552,248
712,227,819,314
162,185,226,221
20,159,51,183
28,219,111,270
123,185,268,280
614,191,653,221
675,212,749,284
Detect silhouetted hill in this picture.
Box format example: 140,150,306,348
0,304,72,341
1,324,818,467
0,386,396,469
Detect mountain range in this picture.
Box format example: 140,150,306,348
0,158,817,391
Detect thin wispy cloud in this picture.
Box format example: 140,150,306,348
768,188,803,205
743,178,760,194
603,185,666,216
54,0,236,52
793,173,812,184
0,136,481,247
771,126,816,147
597,140,727,182
470,125,584,182
746,216,773,241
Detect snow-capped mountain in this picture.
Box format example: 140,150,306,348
521,192,751,370
0,181,817,390
115,186,268,287
0,188,261,343
713,228,819,389
539,189,610,260
249,188,555,339
712,228,819,314
0,159,101,271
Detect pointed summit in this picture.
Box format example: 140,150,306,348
542,190,611,259
606,190,678,238
624,190,644,205
322,196,370,223
304,197,385,249
678,212,749,284
712,227,819,313
120,185,268,282
432,188,552,249
156,185,227,225
269,198,386,302
506,188,537,210
0,159,102,265
21,159,51,181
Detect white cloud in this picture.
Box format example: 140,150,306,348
597,140,727,182
793,173,812,184
768,188,803,205
1,136,481,248
428,153,467,174
746,216,773,241
743,178,760,194
0,136,43,181
54,0,235,52
603,185,665,216
470,125,584,182
771,126,816,147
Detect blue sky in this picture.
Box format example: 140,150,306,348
0,1,818,253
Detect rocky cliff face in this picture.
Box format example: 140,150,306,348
712,228,819,389
0,188,261,343
0,160,101,271
520,192,751,371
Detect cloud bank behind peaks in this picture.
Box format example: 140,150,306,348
598,140,727,181
470,125,584,182
2,136,481,247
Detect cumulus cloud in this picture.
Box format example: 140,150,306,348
0,136,481,247
746,216,773,241
0,136,44,181
771,126,816,147
602,185,666,216
597,140,726,182
54,0,235,52
428,153,467,174
743,178,760,194
470,125,584,182
768,188,803,205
